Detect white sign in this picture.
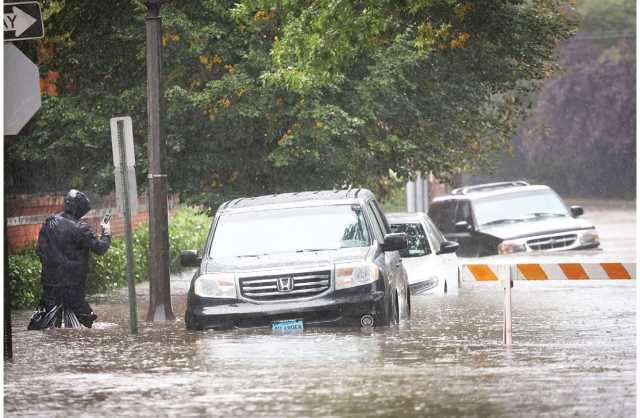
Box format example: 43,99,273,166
4,43,41,135
110,116,138,215
110,116,136,167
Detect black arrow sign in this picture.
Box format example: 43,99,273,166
4,1,44,42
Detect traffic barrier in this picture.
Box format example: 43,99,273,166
460,262,635,282
458,262,636,346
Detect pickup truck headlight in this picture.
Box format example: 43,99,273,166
579,230,600,246
497,240,527,255
335,262,380,290
194,273,237,298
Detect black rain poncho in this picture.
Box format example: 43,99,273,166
28,190,111,329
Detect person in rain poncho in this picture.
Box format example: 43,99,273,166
28,190,112,329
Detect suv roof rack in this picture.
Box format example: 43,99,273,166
451,181,530,195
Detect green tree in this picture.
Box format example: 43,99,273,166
6,0,576,209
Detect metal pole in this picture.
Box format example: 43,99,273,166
4,214,13,360
117,121,138,334
503,265,513,346
145,0,174,321
423,174,430,213
406,180,416,212
415,171,424,212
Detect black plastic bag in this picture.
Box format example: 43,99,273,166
27,304,62,330
27,304,83,329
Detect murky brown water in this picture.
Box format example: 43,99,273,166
5,281,635,418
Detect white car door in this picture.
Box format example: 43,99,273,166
423,217,459,294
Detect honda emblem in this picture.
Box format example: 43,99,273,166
277,276,294,292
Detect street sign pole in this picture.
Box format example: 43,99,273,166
144,0,174,322
4,215,13,361
118,120,138,335
111,117,139,335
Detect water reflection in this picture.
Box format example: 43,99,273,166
5,282,635,417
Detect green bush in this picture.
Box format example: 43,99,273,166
8,207,211,309
7,250,42,310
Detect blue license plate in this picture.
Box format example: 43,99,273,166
272,319,304,332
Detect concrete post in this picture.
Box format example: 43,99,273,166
145,0,175,321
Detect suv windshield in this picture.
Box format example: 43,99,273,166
210,204,371,258
474,189,569,227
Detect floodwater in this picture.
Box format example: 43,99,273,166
4,281,635,418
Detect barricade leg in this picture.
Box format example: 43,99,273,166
503,266,514,346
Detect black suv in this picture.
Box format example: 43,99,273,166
181,189,410,330
428,181,600,257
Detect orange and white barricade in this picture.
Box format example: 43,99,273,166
460,262,635,282
458,260,635,346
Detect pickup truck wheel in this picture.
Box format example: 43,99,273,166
185,312,202,330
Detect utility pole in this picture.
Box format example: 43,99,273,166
144,0,174,321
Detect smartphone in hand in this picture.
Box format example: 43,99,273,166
102,211,112,224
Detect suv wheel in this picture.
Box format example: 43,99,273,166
379,291,398,326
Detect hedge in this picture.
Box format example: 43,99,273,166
7,207,211,309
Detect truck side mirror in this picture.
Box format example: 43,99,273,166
570,206,584,217
180,250,202,267
437,240,459,255
382,233,407,252
455,220,472,233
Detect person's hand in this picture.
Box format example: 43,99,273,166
101,221,111,236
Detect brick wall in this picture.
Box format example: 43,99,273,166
7,192,180,250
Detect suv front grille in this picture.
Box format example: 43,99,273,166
527,234,577,251
239,271,331,302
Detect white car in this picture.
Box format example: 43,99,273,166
388,212,460,295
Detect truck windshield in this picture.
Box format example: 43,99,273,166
209,205,371,258
474,189,569,227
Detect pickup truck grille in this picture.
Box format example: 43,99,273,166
239,271,331,302
527,234,577,251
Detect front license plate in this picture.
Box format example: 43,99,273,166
271,319,304,332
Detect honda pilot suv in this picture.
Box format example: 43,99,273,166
181,189,410,330
428,181,600,257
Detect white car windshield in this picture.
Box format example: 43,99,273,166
209,204,371,258
390,223,431,257
474,189,569,227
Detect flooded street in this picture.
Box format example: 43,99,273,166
5,280,635,417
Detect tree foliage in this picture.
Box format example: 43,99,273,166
473,0,635,198
6,0,575,209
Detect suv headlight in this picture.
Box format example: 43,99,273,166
579,230,600,246
335,262,380,290
497,240,527,255
194,273,237,298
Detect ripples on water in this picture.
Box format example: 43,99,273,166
5,282,635,417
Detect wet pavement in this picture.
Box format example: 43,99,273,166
5,278,635,417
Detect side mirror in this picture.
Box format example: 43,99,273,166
570,206,584,217
455,220,472,233
180,250,202,267
437,240,459,255
381,233,407,252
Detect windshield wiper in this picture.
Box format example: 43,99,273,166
295,248,335,253
481,218,524,227
526,212,566,218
